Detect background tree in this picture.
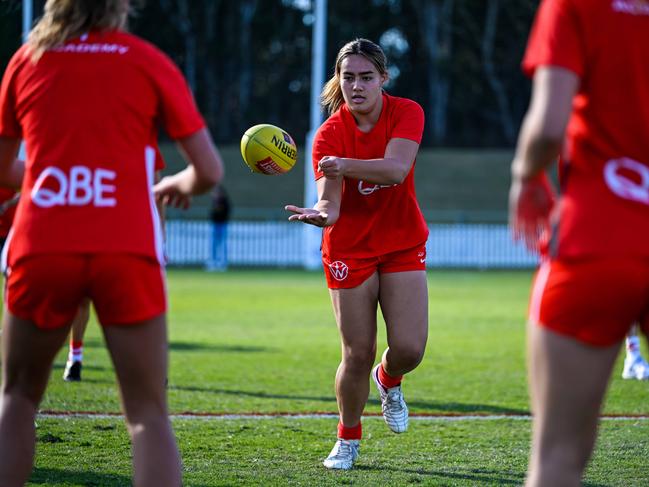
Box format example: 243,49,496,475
0,0,538,147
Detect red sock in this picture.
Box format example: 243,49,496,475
337,421,362,440
69,340,83,362
378,364,403,389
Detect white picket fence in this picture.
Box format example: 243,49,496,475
165,220,539,269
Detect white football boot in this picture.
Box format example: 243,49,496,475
322,439,360,470
372,364,408,433
622,355,649,380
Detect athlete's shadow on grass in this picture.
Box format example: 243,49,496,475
82,337,268,353
406,398,528,415
355,465,525,485
29,467,132,487
30,468,213,487
355,466,609,487
168,385,528,415
67,338,270,353
169,341,271,353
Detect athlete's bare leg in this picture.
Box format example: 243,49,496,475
63,299,90,381
525,322,620,487
379,271,428,376
0,312,71,487
101,314,181,487
329,273,379,428
71,298,90,344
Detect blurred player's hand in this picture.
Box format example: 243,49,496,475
154,176,192,210
318,156,345,179
285,205,329,227
509,173,556,252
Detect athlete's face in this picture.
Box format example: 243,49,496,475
339,55,387,116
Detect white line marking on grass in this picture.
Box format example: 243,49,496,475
36,412,649,421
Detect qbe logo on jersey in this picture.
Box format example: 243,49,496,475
31,166,116,208
328,261,349,281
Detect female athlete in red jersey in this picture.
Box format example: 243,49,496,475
286,38,428,470
0,1,223,485
510,1,649,485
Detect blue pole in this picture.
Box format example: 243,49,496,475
302,0,327,270
22,0,33,44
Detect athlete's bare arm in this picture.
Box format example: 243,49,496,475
318,137,419,186
285,176,342,227
509,66,579,250
154,128,224,209
511,66,579,180
0,139,24,188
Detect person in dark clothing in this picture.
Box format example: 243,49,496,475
207,185,230,271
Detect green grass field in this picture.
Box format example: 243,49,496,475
26,270,649,486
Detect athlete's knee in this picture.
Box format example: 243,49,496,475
342,345,375,372
390,343,425,368
121,389,167,425
1,381,45,409
125,410,171,439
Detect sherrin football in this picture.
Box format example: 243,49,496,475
240,124,298,175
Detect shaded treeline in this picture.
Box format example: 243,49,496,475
0,0,538,147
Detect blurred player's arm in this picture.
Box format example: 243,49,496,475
317,137,419,185
511,66,579,180
154,128,224,209
0,138,24,188
285,176,342,227
509,66,580,250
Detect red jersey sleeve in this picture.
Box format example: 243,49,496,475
390,98,425,144
522,0,585,78
312,120,342,180
0,49,26,138
145,47,205,140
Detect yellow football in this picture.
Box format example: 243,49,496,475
240,124,298,175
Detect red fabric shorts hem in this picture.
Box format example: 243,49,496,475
322,242,427,289
5,253,167,330
529,257,649,346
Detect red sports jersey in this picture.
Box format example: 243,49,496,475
0,30,204,265
523,0,649,258
313,94,428,259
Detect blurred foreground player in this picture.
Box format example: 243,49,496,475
509,1,649,485
0,1,223,485
63,148,167,382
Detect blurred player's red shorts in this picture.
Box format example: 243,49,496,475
5,254,166,329
322,242,427,290
529,257,649,346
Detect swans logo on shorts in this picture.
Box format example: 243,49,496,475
328,261,349,281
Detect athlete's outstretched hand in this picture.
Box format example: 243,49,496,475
153,176,192,210
285,205,329,227
509,173,556,252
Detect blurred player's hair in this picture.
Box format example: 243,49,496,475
28,0,141,61
320,38,388,116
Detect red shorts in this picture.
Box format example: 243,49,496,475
529,258,649,346
322,243,427,289
5,254,167,329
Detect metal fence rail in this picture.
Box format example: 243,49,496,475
165,220,539,269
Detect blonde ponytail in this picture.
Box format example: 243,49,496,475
28,0,132,61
